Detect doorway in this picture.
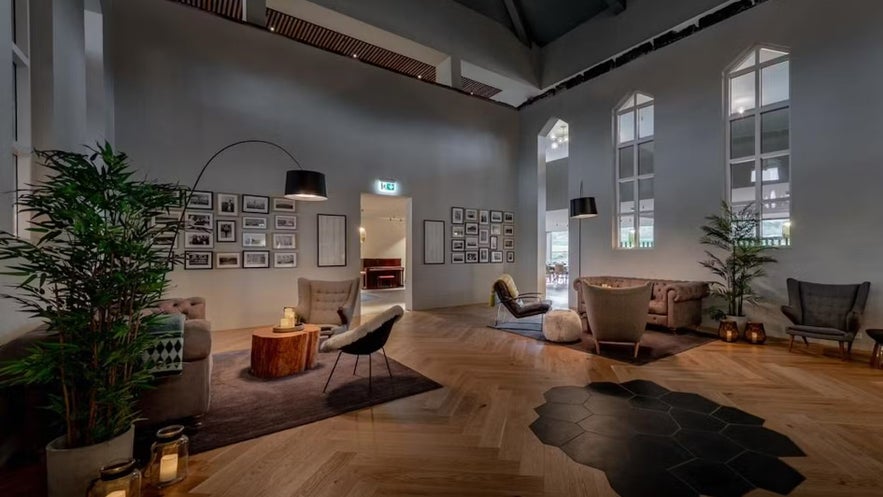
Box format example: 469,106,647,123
539,119,570,309
359,194,411,315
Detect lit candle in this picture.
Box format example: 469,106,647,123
279,318,287,328
159,453,178,483
107,491,126,497
284,307,295,319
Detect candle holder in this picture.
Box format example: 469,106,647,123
719,320,740,343
87,458,141,497
744,322,767,344
149,425,189,488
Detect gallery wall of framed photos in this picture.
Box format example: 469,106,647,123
449,207,515,265
164,190,299,270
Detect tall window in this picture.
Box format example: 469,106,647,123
616,92,654,249
727,46,790,246
10,0,30,238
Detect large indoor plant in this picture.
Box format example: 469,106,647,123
699,202,777,332
0,144,183,497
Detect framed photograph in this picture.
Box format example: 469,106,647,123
465,208,478,222
490,224,502,235
451,239,465,251
465,237,479,249
465,222,479,235
318,214,347,267
490,210,503,223
186,190,213,211
274,252,298,268
503,225,515,236
155,232,178,248
479,229,489,246
185,212,213,230
491,251,503,263
424,220,445,265
216,252,241,269
242,232,267,248
273,198,296,212
451,252,465,264
465,251,479,263
242,250,270,268
479,247,489,263
506,251,515,263
216,193,239,216
504,211,515,223
242,194,270,214
451,207,464,224
184,251,213,270
479,210,489,225
273,233,296,250
216,220,237,243
503,238,515,250
242,216,268,230
490,236,498,250
184,231,213,249
452,225,465,238
275,215,297,231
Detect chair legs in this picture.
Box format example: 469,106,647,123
382,348,393,378
323,351,343,393
353,355,359,375
788,335,795,352
872,342,882,368
633,343,640,359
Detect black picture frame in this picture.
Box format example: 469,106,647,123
451,239,465,251
491,251,503,263
506,251,515,263
504,211,515,223
215,219,237,243
451,252,465,264
242,194,270,214
186,190,214,211
465,251,479,263
465,222,479,235
451,207,465,224
465,209,478,222
479,247,489,263
479,210,489,225
490,210,503,223
423,219,445,265
242,250,271,268
184,251,213,270
318,214,347,267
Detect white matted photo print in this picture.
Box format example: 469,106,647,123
242,194,269,214
185,212,213,230
216,252,241,269
184,231,213,249
242,217,268,230
216,220,237,243
273,233,296,249
273,198,296,212
274,252,297,268
216,193,239,216
243,250,270,268
186,190,213,210
275,215,297,230
242,232,267,248
184,251,212,270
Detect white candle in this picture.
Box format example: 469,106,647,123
279,318,287,328
107,491,126,497
159,453,178,482
284,308,295,319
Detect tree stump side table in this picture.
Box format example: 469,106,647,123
250,325,320,379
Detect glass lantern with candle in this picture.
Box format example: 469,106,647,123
87,459,141,497
149,425,189,488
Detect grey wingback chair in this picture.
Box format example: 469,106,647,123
582,282,653,358
295,277,360,337
781,278,870,360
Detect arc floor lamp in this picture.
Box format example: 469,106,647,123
569,180,598,280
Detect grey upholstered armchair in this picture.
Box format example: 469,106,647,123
781,278,870,360
295,277,360,337
582,282,653,358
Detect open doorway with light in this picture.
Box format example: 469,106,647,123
359,194,411,315
541,119,570,309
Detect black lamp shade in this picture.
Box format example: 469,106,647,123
284,170,327,201
570,197,598,219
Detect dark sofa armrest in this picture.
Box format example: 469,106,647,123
846,310,863,333
781,305,800,325
182,319,211,362
665,282,709,302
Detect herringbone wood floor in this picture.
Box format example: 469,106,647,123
141,305,883,497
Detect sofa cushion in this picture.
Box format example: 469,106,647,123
787,324,852,340
648,299,667,315
651,283,668,302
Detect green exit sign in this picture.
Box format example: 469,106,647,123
378,180,398,193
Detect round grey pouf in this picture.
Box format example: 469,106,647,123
544,309,582,343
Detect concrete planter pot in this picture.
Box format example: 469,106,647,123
45,425,135,497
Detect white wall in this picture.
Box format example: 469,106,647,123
360,216,406,261
517,0,883,347
107,0,519,330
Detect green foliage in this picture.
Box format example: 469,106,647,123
699,202,777,318
0,144,184,448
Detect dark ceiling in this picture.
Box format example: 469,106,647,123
452,0,622,46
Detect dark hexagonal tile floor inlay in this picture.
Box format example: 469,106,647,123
530,380,806,497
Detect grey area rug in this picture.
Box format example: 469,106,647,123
189,350,442,454
491,320,716,366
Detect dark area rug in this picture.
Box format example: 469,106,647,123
189,349,442,453
491,321,716,365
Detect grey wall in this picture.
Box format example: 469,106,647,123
108,0,519,330
517,0,883,346
545,158,567,211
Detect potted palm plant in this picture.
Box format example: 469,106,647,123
0,145,183,497
699,202,777,338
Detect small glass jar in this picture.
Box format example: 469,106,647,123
149,425,189,488
87,458,141,497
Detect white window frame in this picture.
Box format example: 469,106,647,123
614,92,654,249
725,45,791,246
11,0,31,239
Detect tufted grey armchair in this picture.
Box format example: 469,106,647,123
581,282,653,358
295,277,360,337
782,278,870,360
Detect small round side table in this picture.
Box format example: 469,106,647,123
867,329,883,369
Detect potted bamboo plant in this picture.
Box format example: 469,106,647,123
0,145,183,497
699,202,777,339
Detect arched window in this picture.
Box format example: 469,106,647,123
615,92,654,249
727,46,791,245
